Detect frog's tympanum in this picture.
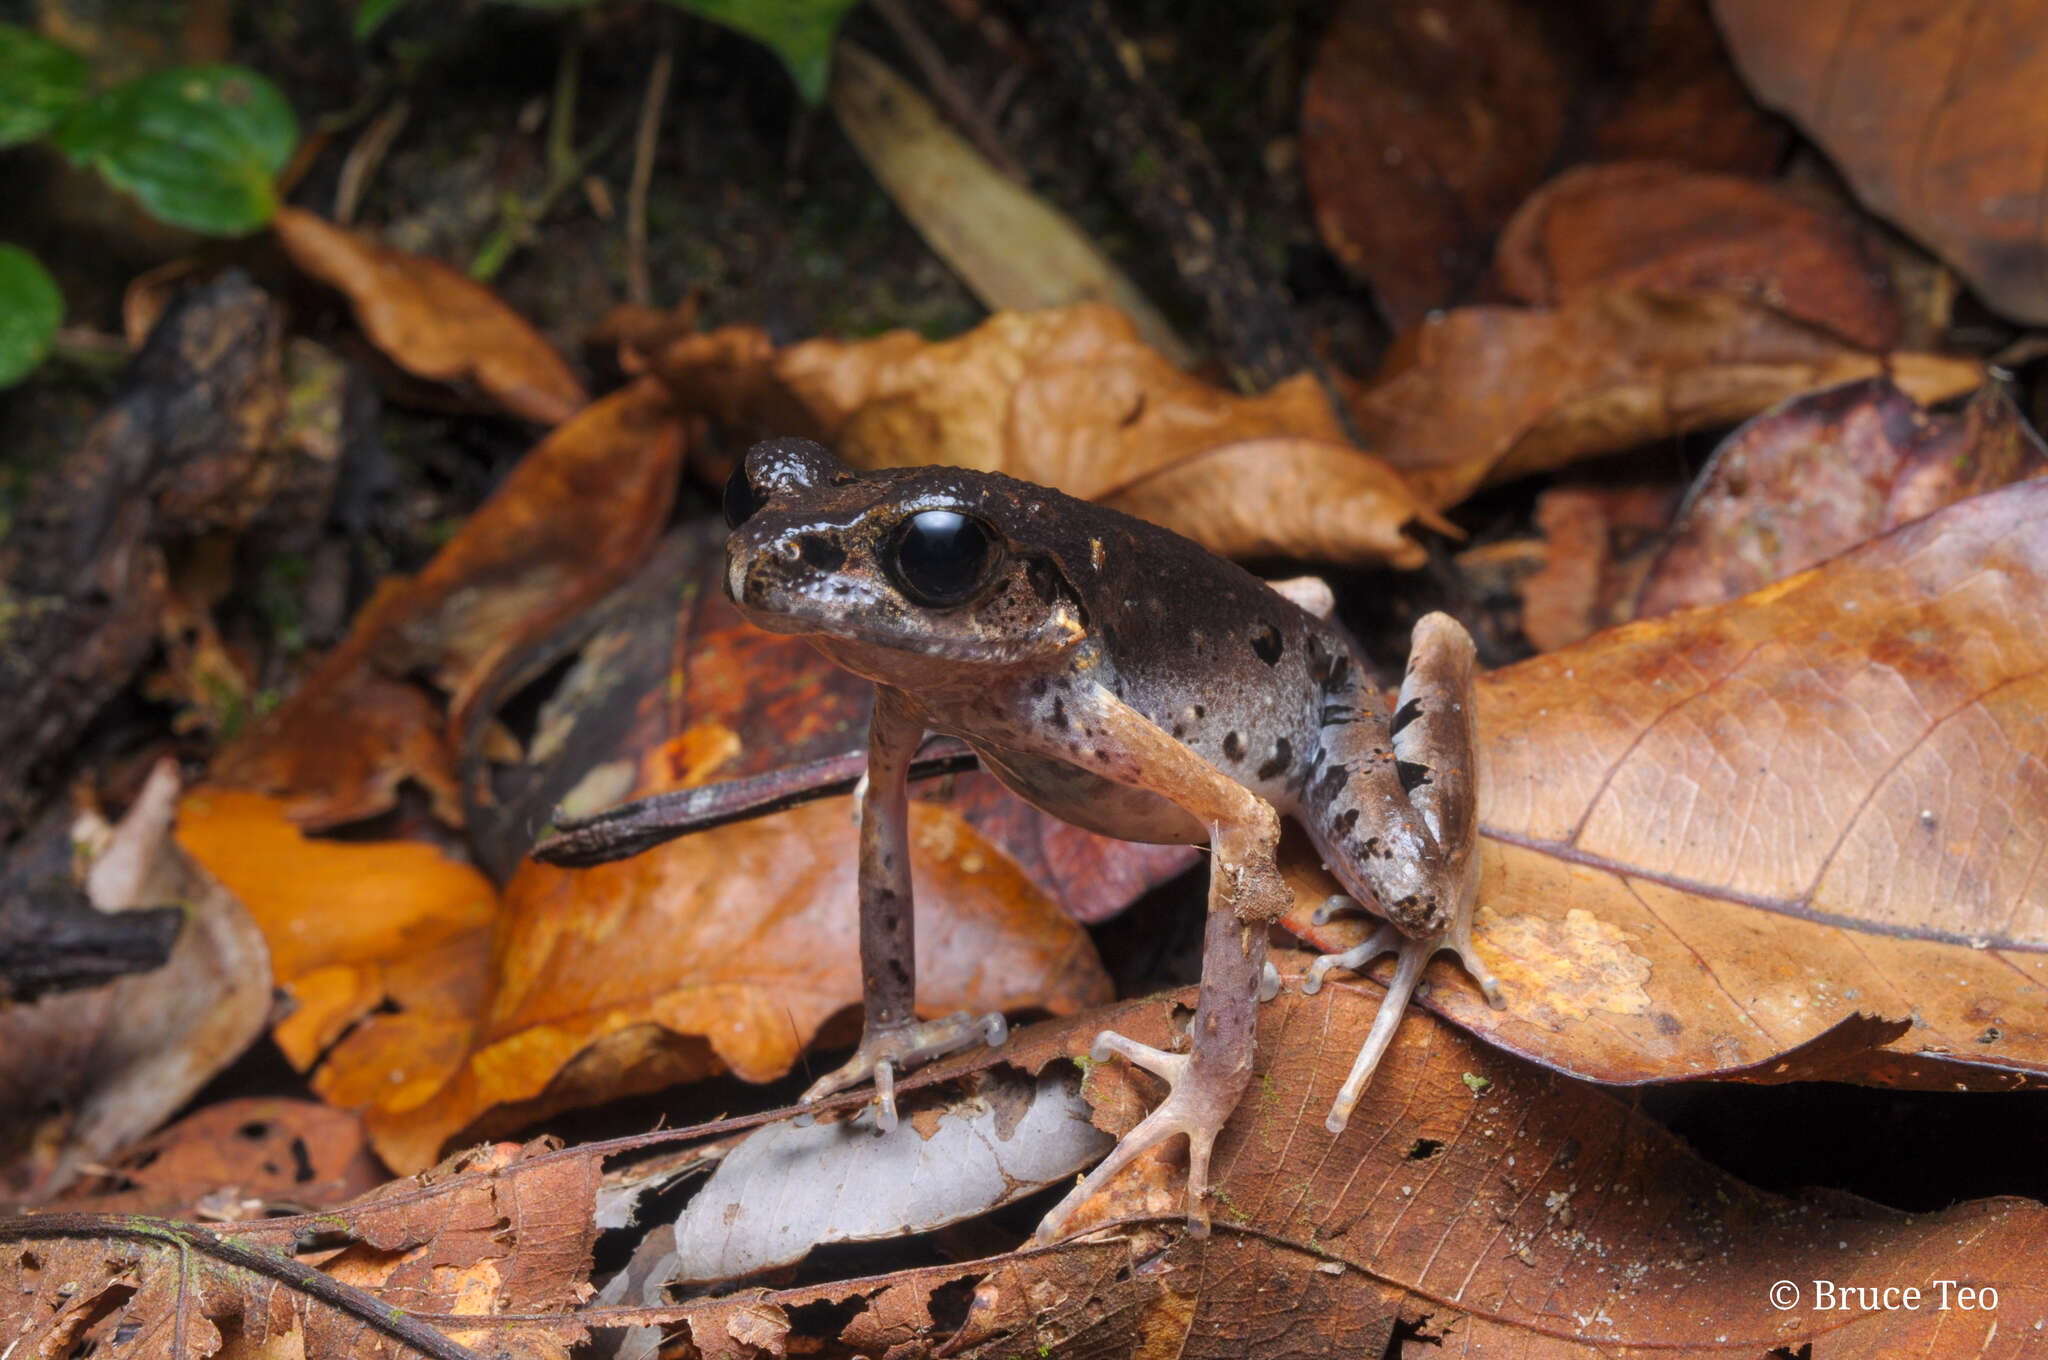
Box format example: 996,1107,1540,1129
723,438,1501,1240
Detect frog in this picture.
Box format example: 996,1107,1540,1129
721,436,1502,1240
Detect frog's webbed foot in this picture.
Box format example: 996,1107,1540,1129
1033,1028,1242,1244
800,1010,1008,1132
1301,893,1502,1133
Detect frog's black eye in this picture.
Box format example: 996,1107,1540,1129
723,461,765,529
887,509,1000,607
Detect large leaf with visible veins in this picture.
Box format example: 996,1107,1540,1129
1295,476,2048,1089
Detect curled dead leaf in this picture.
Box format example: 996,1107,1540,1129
273,205,588,425
650,304,1439,566
1638,376,2048,616
1349,288,1984,507
2,764,271,1199
1496,160,1900,351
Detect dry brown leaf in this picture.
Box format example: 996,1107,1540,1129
1295,477,2048,1088
1496,160,1900,350
1300,0,1574,328
1712,0,2048,325
649,304,1440,566
272,205,588,425
1638,376,2048,616
616,983,2047,1356
1303,0,1785,328
1349,288,1984,507
1,1136,603,1360
54,1098,382,1217
1,764,272,1200
213,378,687,828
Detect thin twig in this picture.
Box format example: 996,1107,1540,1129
333,96,410,225
547,16,583,183
871,0,1027,184
0,1215,488,1360
470,104,637,281
532,737,979,866
625,37,675,307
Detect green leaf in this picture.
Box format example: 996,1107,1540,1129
0,244,63,387
53,64,299,235
354,0,412,39
0,23,90,147
661,0,862,102
490,0,858,100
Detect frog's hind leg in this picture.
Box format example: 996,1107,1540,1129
1299,612,1501,1133
1033,682,1288,1244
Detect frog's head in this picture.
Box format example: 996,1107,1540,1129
723,438,1088,684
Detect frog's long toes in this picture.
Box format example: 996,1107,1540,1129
1302,920,1403,996
1089,1029,1190,1084
1448,919,1505,1009
1311,892,1356,927
1325,930,1434,1135
799,1010,1010,1130
1037,1034,1227,1244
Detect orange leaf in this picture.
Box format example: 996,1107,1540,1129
214,379,686,828
350,797,1113,1172
174,786,496,1071
273,205,588,425
652,304,1440,566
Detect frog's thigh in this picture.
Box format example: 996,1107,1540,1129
1065,683,1286,921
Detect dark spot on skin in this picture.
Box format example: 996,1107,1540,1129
1362,836,1384,859
1257,737,1292,781
797,535,846,571
1320,704,1363,727
1317,763,1350,801
1051,696,1068,729
1223,732,1246,762
1172,724,1187,739
1031,677,1047,697
1390,697,1422,738
1396,759,1432,795
1334,808,1358,835
1251,623,1284,666
1193,705,1206,719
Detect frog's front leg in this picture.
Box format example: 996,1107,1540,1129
1301,612,1502,1134
799,684,1007,1132
1035,683,1288,1244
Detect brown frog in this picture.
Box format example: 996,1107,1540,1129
722,437,1501,1238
